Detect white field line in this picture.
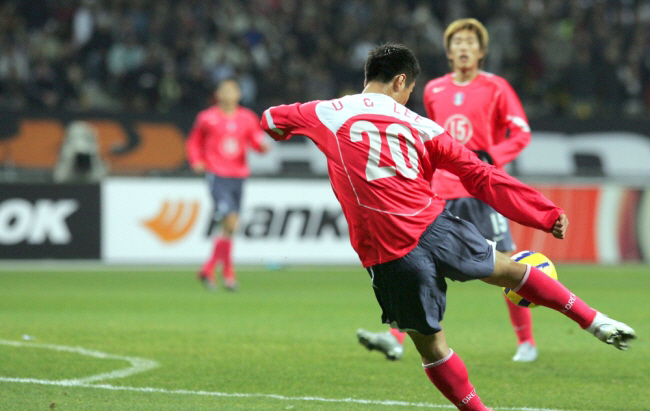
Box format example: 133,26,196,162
0,377,570,411
0,339,159,384
0,339,570,411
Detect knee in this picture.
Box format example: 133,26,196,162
421,347,451,365
222,214,239,236
486,253,526,288
504,260,527,287
408,330,450,364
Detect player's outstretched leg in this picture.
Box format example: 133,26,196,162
486,254,637,350
504,297,537,362
356,328,405,360
409,329,492,411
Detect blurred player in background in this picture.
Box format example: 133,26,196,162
186,78,269,291
260,43,635,411
357,18,537,363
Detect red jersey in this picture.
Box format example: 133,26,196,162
186,106,266,178
423,71,531,199
261,93,561,267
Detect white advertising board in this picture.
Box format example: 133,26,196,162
102,178,358,264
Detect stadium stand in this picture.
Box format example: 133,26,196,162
2,0,650,176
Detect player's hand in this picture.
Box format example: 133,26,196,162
192,162,206,173
259,140,271,153
552,214,568,239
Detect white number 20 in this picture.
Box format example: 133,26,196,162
349,121,419,181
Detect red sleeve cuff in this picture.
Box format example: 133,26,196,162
542,208,563,232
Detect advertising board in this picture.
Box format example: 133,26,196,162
0,183,100,259
101,178,357,264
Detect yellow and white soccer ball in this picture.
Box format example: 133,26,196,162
502,251,558,308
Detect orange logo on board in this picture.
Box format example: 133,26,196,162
142,201,200,243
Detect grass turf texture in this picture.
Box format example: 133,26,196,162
1,264,648,411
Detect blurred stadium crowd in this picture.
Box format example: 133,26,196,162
1,0,650,119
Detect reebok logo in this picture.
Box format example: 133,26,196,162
458,389,477,406
562,293,577,313
0,198,79,245
143,201,200,243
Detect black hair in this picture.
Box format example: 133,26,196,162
364,43,421,85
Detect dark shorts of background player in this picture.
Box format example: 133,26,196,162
206,173,245,221
444,197,516,252
367,209,496,336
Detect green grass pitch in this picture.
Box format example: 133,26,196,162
1,264,648,411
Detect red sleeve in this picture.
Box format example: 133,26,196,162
186,114,206,166
260,101,321,141
428,133,562,232
488,80,531,168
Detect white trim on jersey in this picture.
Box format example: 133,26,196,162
264,109,276,128
264,109,283,135
315,93,445,140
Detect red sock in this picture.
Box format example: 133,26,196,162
515,265,597,329
202,237,228,277
221,238,235,281
423,350,490,411
389,328,406,345
504,295,534,345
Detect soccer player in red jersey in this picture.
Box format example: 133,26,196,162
260,44,635,410
186,78,269,290
358,19,537,362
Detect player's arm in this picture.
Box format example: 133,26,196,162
251,130,270,153
186,116,206,173
429,133,564,235
485,81,531,168
247,114,270,153
260,101,321,141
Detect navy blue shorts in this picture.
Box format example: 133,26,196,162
367,209,496,335
206,173,244,220
444,197,516,252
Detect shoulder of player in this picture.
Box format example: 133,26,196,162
313,95,358,112
478,71,515,90
193,107,216,125
423,74,452,91
231,105,256,118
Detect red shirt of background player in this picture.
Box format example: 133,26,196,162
423,71,531,199
186,106,267,178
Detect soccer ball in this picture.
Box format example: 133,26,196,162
502,251,557,308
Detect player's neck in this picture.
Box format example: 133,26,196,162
452,67,480,84
363,82,396,100
218,104,238,116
